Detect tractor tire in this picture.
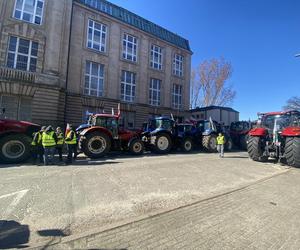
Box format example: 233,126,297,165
129,138,144,155
181,137,193,153
247,136,268,162
81,132,111,159
0,134,31,164
154,133,172,154
240,134,248,151
285,137,300,168
202,134,217,152
225,138,233,151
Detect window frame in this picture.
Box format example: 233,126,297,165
173,54,184,77
122,33,138,62
172,84,183,110
149,78,161,106
121,70,136,102
84,61,105,97
86,19,107,53
150,44,163,70
13,0,45,25
7,36,39,72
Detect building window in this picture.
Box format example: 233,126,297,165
84,61,104,97
7,36,38,72
13,0,44,25
150,45,162,70
173,54,184,77
87,19,107,52
172,84,182,109
0,95,32,121
121,70,136,102
149,78,161,106
122,34,137,62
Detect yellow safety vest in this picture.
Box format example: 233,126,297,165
31,132,42,146
56,132,64,145
65,131,77,145
217,135,225,145
42,131,56,147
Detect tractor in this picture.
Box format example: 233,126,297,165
141,117,196,154
78,112,144,158
230,121,254,150
247,110,300,167
194,119,233,152
0,108,40,163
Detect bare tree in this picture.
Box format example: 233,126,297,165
283,96,300,111
190,58,236,108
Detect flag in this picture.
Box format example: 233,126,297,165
65,123,71,137
117,103,121,118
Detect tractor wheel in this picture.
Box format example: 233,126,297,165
225,138,233,151
81,132,111,158
129,138,144,155
285,137,300,168
181,137,193,153
247,136,267,162
154,133,172,154
240,134,249,151
202,134,217,152
0,134,31,164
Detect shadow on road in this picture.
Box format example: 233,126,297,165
0,220,30,249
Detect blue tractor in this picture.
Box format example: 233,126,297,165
141,117,196,154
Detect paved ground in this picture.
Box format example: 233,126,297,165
0,151,294,249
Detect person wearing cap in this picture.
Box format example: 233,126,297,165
65,124,77,164
31,126,46,165
42,125,57,165
55,127,64,163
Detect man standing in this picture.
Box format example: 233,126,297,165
55,127,64,163
65,124,77,164
217,133,225,158
31,126,46,165
42,126,57,165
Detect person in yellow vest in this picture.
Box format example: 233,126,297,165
65,124,77,164
55,127,64,163
31,126,46,165
42,125,57,165
217,133,225,158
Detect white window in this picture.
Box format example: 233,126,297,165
13,0,44,25
121,70,136,102
149,78,161,106
7,36,38,72
84,61,104,97
122,34,137,62
172,84,183,109
150,45,162,70
173,54,184,77
0,95,32,121
87,19,107,52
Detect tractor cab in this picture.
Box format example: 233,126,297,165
91,114,119,138
196,119,221,135
144,117,175,133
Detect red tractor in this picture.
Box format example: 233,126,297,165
230,121,254,150
247,110,300,167
0,109,40,163
79,112,144,158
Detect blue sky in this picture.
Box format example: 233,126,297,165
109,0,300,120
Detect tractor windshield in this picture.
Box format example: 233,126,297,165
261,114,292,131
154,119,173,130
196,121,211,132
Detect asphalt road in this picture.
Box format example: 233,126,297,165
0,151,289,248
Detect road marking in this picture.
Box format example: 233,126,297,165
0,189,29,218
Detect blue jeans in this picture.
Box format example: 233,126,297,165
217,144,224,157
43,147,55,165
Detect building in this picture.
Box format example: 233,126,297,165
0,0,192,129
190,106,239,126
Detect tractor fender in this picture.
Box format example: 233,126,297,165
281,127,300,137
248,128,267,137
80,126,113,138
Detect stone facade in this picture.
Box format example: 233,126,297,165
0,0,192,128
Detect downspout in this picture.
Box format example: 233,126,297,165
64,0,74,127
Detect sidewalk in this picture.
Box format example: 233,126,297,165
36,169,300,250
